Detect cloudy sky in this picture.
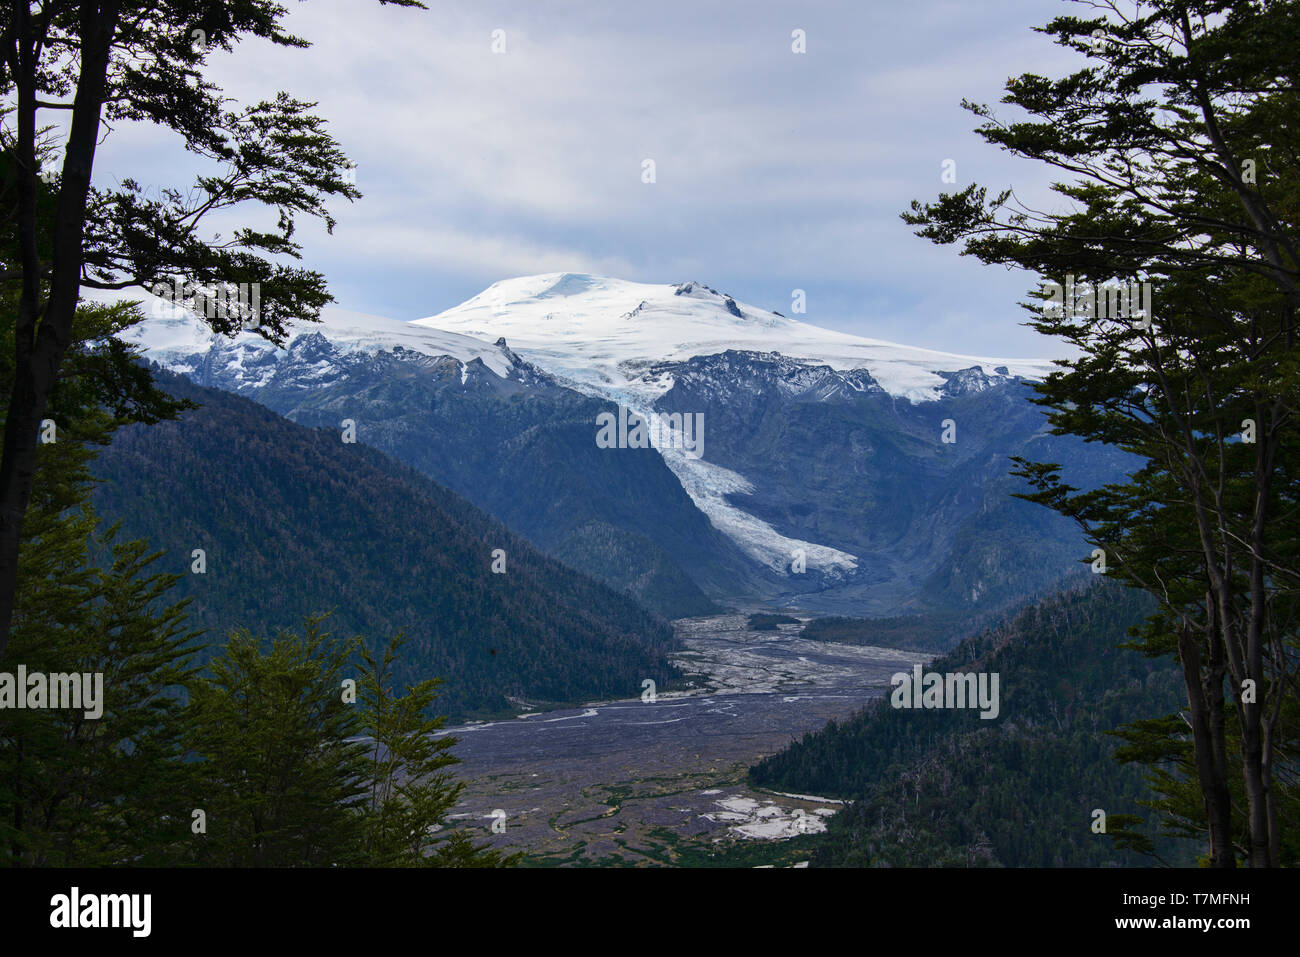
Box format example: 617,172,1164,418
92,0,1092,358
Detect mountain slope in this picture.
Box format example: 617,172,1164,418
121,310,742,618
647,350,1131,614
90,368,681,719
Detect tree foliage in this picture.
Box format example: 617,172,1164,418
357,633,518,868
0,0,425,657
0,303,512,868
752,583,1194,867
0,301,198,866
902,0,1300,866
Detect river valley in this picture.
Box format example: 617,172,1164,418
439,614,929,866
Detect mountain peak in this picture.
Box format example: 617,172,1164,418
417,274,1054,404
672,280,719,297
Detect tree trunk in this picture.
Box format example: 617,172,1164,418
1239,424,1276,866
1178,620,1235,867
0,364,52,657
0,0,120,658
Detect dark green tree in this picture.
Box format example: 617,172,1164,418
356,633,518,867
2,296,508,868
901,0,1300,865
0,301,198,866
183,616,369,867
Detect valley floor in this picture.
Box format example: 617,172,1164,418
439,615,927,865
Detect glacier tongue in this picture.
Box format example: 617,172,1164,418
662,446,859,577
588,382,859,578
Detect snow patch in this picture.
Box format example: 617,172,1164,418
700,793,834,840
118,294,516,382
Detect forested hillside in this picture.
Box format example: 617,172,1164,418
750,582,1196,866
155,330,752,618
90,369,681,719
800,607,1019,653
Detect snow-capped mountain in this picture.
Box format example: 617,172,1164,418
118,274,1119,619
414,273,1053,404
409,273,1061,581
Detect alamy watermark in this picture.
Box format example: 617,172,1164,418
1041,274,1152,328
890,664,1000,720
150,276,261,328
50,887,150,937
0,666,104,719
595,406,705,460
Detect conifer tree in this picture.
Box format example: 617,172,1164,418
356,632,518,867
183,617,369,867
